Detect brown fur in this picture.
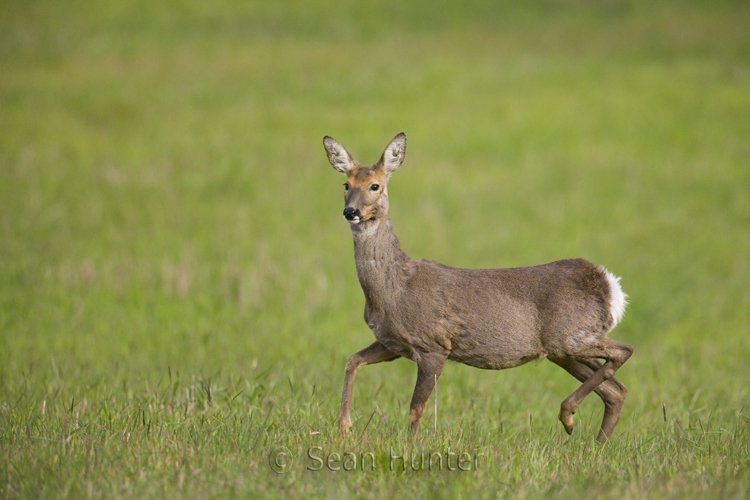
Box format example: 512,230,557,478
324,133,633,443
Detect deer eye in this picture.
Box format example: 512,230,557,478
370,184,380,191
343,183,349,190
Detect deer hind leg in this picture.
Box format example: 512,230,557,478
339,341,400,436
408,352,448,433
550,358,628,443
553,339,632,441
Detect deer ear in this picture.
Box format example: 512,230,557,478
378,132,406,175
323,136,355,175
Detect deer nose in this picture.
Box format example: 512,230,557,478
343,207,361,220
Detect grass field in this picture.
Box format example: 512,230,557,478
2,0,750,498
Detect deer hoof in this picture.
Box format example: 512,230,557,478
339,417,352,436
559,410,575,435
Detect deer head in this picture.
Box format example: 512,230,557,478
323,133,406,225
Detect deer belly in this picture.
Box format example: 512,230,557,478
448,335,544,370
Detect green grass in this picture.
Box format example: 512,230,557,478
2,0,750,498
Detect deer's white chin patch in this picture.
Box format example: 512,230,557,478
349,218,380,239
344,216,361,225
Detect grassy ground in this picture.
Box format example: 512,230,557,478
2,0,750,498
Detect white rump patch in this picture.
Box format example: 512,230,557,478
599,267,628,327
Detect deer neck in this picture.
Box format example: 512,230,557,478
351,216,410,309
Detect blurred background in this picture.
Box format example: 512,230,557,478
1,0,749,491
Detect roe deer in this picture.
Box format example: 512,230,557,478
323,133,633,443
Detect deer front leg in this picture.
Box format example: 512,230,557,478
409,352,448,433
340,341,400,436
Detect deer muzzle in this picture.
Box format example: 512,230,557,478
343,207,362,224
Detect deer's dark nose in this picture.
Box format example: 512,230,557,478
343,207,361,220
